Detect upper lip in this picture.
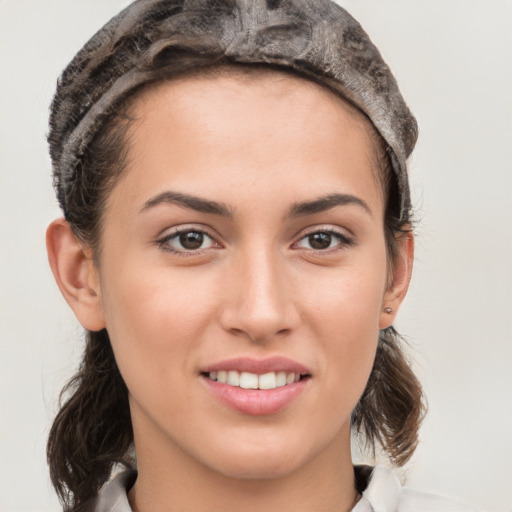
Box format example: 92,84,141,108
201,356,311,375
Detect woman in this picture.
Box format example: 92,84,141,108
45,1,477,511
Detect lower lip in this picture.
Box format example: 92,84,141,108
202,376,309,416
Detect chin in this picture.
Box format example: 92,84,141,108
214,453,304,481
201,432,316,481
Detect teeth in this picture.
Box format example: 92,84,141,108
239,372,259,389
227,370,240,386
258,372,276,390
276,371,287,387
208,370,302,390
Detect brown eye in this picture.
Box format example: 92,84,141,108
308,232,332,250
179,231,204,250
295,229,353,252
159,229,216,253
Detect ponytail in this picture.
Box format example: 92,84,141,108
352,326,426,466
47,330,134,512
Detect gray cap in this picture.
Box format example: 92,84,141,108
50,0,418,219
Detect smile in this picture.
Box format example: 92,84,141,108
200,357,311,415
207,370,302,390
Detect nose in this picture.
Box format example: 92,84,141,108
219,247,300,343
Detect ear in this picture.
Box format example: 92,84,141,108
46,218,106,331
379,230,414,329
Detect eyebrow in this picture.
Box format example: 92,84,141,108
140,191,371,219
140,191,233,217
287,193,372,218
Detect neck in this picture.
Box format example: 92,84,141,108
129,425,358,512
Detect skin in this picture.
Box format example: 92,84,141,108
47,71,413,512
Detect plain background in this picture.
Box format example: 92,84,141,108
0,1,510,511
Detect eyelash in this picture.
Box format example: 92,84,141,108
293,228,354,253
156,227,354,256
156,228,219,256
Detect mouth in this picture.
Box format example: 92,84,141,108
200,357,311,415
202,370,309,390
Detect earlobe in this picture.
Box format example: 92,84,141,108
46,218,106,331
379,231,414,330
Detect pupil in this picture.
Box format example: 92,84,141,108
309,232,331,250
180,231,204,250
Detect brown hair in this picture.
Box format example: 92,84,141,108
47,4,425,512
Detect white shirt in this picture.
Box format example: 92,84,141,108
93,465,480,512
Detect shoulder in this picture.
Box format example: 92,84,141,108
354,465,481,512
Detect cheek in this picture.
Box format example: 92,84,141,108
299,252,387,398
302,253,387,335
98,258,221,394
319,295,380,392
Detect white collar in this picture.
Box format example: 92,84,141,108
94,465,476,512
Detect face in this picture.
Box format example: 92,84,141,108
93,72,399,480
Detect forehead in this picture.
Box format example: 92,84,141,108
107,69,384,218
133,66,374,138
132,66,383,181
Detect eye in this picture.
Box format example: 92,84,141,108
295,230,352,251
158,229,217,253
